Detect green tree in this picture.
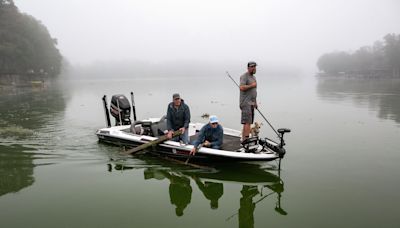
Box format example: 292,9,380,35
0,0,62,76
0,0,15,7
317,52,352,74
383,33,400,77
371,40,386,69
352,46,374,71
317,33,400,78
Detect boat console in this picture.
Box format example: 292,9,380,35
130,116,168,137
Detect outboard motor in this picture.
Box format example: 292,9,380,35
110,94,131,125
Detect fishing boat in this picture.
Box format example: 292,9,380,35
96,93,290,163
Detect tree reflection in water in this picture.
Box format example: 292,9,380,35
317,78,400,124
0,85,66,197
0,145,35,197
109,158,287,226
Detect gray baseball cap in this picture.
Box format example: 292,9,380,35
172,93,180,99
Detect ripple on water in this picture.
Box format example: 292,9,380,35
0,125,35,138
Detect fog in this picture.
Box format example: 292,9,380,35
14,0,400,75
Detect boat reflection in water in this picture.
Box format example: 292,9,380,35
144,168,195,216
108,159,287,226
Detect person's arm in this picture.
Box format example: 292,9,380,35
210,126,223,147
254,91,258,108
239,76,257,91
194,126,206,147
254,78,258,108
240,82,257,91
166,104,173,131
183,104,190,129
166,104,175,139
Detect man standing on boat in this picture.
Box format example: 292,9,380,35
190,115,223,155
240,61,258,141
166,93,191,144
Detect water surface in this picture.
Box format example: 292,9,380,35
0,75,399,227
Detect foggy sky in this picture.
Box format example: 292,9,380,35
14,0,400,72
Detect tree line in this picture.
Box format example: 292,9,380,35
0,0,62,76
317,34,400,78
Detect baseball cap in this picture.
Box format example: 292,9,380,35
209,115,219,124
172,93,180,99
247,61,257,67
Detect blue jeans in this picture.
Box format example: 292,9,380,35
172,129,189,144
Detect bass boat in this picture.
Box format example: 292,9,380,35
96,93,291,164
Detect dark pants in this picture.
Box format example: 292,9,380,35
171,129,189,144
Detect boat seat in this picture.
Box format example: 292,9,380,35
151,115,168,137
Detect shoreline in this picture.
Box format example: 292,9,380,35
0,74,49,87
316,72,400,79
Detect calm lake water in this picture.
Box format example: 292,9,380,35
1,73,399,228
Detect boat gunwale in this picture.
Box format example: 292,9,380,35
96,123,280,160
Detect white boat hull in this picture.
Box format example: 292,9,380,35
96,118,285,161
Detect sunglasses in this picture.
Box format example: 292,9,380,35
211,122,218,125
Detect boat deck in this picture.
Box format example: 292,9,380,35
122,125,243,151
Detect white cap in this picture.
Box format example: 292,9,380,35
209,115,219,123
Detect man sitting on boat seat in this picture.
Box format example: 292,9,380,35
190,115,224,155
166,93,191,144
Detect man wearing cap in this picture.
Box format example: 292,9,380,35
240,61,258,140
190,115,223,155
166,93,191,144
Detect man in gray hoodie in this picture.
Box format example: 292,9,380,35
166,93,191,144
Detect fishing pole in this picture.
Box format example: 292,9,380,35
226,71,280,138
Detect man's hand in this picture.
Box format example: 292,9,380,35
167,130,173,139
204,140,210,147
190,147,196,155
179,127,185,134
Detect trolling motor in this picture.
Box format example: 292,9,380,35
277,128,291,158
258,128,291,158
277,128,291,148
